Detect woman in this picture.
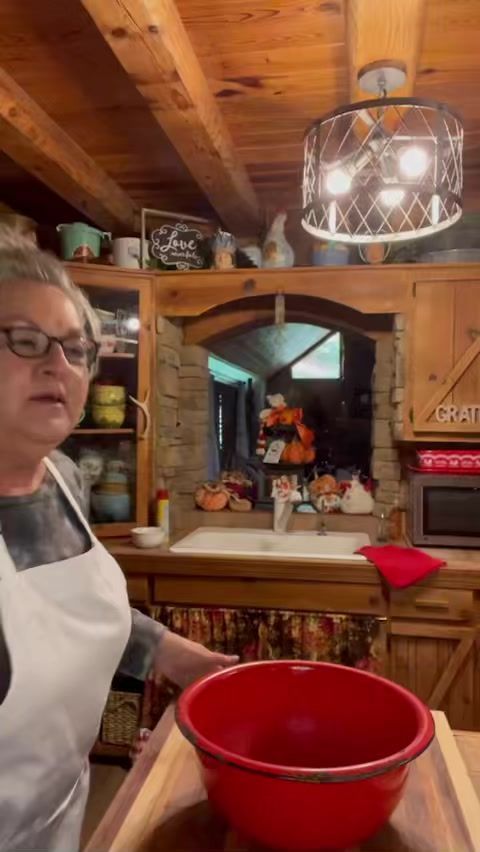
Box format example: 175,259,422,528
0,230,237,852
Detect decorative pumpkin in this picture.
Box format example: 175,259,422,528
281,440,305,465
303,446,316,464
296,422,315,448
195,482,229,511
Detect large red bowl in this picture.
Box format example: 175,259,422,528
176,661,434,850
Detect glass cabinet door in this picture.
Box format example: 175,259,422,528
64,265,154,537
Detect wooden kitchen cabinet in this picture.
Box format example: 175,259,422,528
389,623,479,731
126,575,151,605
390,586,475,621
111,546,480,734
406,278,480,439
389,581,480,731
64,264,156,537
152,576,386,615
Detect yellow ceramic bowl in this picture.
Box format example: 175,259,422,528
92,384,126,405
91,403,126,429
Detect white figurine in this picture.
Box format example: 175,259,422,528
272,475,302,532
340,474,374,515
262,212,294,268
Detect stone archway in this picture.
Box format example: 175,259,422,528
155,295,405,529
183,294,392,348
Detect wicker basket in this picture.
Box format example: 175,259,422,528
101,690,142,747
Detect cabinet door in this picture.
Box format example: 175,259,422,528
410,279,480,435
64,265,155,537
390,623,479,730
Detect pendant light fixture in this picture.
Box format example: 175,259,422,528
302,63,463,244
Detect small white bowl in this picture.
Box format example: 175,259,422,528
131,527,166,549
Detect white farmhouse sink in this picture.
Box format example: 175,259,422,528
170,527,370,561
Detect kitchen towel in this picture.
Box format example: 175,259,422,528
356,545,446,589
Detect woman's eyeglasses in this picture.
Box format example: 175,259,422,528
0,327,99,368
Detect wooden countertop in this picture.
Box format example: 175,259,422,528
107,530,480,590
86,709,480,852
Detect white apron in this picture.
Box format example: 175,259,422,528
0,458,132,851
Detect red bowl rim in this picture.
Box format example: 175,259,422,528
176,660,435,783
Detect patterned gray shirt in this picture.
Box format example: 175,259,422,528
0,451,164,702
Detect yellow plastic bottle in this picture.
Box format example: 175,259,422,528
156,488,170,540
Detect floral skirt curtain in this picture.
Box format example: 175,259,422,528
140,605,384,730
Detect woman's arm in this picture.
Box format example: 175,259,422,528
118,610,166,680
118,610,238,687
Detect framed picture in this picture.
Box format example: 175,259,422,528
140,207,216,270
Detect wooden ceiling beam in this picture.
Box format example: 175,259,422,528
184,306,383,347
81,0,263,236
346,0,427,101
0,66,138,232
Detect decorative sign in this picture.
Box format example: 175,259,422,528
435,404,480,424
150,222,204,270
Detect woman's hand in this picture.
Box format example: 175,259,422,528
153,630,239,689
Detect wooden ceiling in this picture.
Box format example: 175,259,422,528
0,0,478,235
209,323,331,378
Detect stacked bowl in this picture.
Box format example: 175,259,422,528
91,384,126,428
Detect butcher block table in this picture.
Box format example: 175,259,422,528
86,708,480,852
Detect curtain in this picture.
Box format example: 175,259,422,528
207,374,221,479
140,605,384,729
234,382,249,466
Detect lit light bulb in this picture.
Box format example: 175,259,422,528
326,168,351,195
328,201,337,233
380,188,405,207
399,146,428,178
126,316,140,332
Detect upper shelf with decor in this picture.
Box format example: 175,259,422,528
153,263,480,319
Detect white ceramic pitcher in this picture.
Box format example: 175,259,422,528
113,237,149,268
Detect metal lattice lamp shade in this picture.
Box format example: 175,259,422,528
302,98,463,244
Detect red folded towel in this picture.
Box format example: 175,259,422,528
356,545,446,589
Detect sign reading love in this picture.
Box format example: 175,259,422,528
150,222,204,270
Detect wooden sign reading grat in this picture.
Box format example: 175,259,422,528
435,405,480,424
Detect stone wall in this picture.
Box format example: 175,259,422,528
155,317,209,531
370,322,405,519
392,314,406,442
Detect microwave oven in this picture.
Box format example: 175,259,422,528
408,473,480,548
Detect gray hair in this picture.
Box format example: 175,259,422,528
0,227,101,372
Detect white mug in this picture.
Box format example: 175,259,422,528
113,237,149,268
